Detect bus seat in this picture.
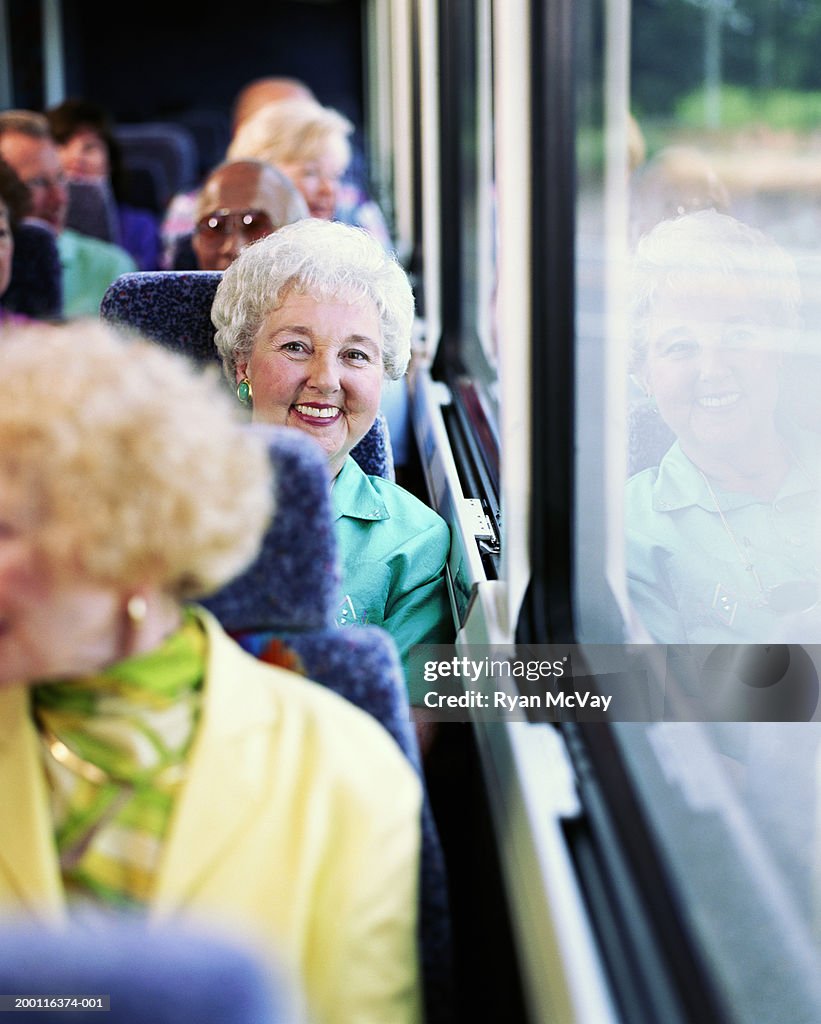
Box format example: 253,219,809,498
350,408,395,480
203,424,407,743
203,424,454,1024
121,158,172,214
206,425,339,632
100,270,222,365
627,398,675,476
1,221,63,321
100,272,396,479
66,178,121,245
175,107,232,178
170,231,198,270
114,122,199,206
0,917,296,1023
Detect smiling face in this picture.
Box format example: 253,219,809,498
641,280,783,464
0,133,68,233
58,128,110,179
238,290,384,478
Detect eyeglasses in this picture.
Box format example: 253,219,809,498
194,208,274,245
23,173,68,192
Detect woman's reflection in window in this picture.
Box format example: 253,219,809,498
625,209,821,646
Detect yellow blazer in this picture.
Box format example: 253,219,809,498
0,608,422,1024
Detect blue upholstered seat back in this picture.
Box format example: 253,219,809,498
2,222,63,321
175,108,231,179
0,918,294,1023
627,399,675,476
100,271,223,365
114,122,199,211
99,271,396,478
352,409,395,480
203,425,339,632
203,424,453,1024
121,159,171,215
66,179,121,244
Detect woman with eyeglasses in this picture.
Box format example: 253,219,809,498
227,98,351,223
189,159,307,271
625,209,821,645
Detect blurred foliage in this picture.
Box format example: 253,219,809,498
676,85,821,132
632,0,821,121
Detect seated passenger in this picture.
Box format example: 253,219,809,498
227,97,391,247
0,320,422,1024
625,209,821,644
211,218,453,697
188,159,307,271
161,77,391,268
45,98,162,271
0,111,136,317
231,76,315,130
159,77,307,268
228,100,409,464
0,156,34,328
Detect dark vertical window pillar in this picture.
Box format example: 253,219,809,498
517,0,576,644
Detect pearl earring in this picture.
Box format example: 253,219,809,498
126,595,148,624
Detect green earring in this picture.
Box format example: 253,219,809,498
237,378,253,405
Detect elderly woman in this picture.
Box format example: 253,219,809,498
227,97,391,249
0,320,421,1024
211,218,453,698
625,209,821,644
227,97,352,222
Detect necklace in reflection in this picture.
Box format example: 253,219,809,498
698,469,818,616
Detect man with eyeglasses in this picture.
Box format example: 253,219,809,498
0,110,135,318
188,159,307,272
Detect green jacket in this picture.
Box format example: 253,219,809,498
58,228,136,318
626,432,821,644
332,457,454,702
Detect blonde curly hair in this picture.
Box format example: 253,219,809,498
227,98,352,174
0,320,274,598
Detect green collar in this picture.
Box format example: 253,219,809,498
331,456,390,523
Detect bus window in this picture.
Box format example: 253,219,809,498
572,1,821,1019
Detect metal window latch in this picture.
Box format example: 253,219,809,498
464,497,500,553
